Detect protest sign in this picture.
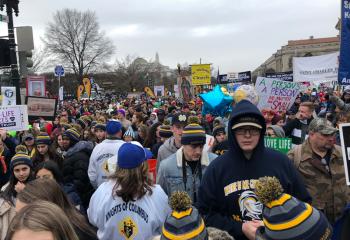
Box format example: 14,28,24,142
266,71,293,82
26,96,57,121
191,64,211,85
293,52,339,83
1,87,16,106
339,123,350,185
154,85,165,97
339,0,350,85
177,75,193,101
0,105,28,131
237,71,252,83
217,74,228,84
26,75,46,97
255,77,302,111
264,137,292,154
227,72,238,81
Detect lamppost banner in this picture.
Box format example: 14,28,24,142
339,0,350,85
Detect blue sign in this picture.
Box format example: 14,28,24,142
339,1,350,85
54,65,65,77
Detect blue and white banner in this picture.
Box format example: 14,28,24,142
339,1,350,85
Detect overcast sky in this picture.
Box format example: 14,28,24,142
0,0,340,73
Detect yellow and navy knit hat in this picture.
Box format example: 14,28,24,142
10,151,32,170
181,124,206,146
255,177,332,240
94,122,106,132
159,120,173,138
63,128,81,143
36,132,51,145
77,118,89,129
161,191,208,240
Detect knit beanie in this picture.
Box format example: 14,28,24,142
35,132,52,145
212,124,226,137
94,123,106,132
10,151,32,170
181,123,206,145
123,126,135,139
161,191,208,240
159,120,173,138
60,122,72,130
77,118,88,129
255,177,332,240
63,128,81,143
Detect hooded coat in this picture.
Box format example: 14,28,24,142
197,100,311,240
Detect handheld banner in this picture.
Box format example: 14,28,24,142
339,123,350,185
144,87,155,97
264,137,292,154
191,64,211,85
339,1,350,85
77,85,85,101
0,105,29,131
255,77,302,111
82,78,91,98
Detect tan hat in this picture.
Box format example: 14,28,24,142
232,116,262,130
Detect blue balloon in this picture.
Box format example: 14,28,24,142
199,85,233,117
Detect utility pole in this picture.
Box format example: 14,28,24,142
0,0,20,104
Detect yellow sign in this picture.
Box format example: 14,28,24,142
82,78,91,97
77,85,85,101
191,64,211,85
144,87,155,97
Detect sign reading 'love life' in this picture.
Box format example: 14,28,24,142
0,105,29,131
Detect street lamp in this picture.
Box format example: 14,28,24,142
0,0,21,104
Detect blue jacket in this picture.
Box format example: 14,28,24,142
197,100,311,240
157,147,217,203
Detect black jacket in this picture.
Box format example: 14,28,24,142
283,117,313,145
62,141,94,210
197,100,311,240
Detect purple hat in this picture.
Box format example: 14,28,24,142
118,109,126,117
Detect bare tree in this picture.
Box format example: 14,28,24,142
43,8,115,84
113,55,151,91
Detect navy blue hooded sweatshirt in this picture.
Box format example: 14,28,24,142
197,100,311,240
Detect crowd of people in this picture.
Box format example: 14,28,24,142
0,85,350,240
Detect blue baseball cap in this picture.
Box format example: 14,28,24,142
106,120,122,135
117,142,152,169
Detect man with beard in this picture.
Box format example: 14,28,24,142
288,118,350,224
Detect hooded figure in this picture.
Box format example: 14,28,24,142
197,100,311,240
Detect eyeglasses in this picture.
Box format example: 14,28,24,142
234,128,261,136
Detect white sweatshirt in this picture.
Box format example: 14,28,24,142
88,180,170,240
88,139,125,188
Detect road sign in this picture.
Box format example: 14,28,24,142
54,65,65,77
0,14,8,23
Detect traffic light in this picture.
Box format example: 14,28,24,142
0,39,11,67
18,50,33,77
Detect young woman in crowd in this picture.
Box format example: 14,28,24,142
21,133,36,158
93,123,106,144
31,133,62,170
34,161,83,210
136,124,148,145
6,200,79,240
16,179,97,240
0,150,35,240
144,122,162,149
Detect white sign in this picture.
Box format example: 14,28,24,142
59,86,64,101
293,52,339,83
0,105,29,131
154,85,165,97
255,77,302,111
227,72,238,81
1,87,16,106
174,84,179,98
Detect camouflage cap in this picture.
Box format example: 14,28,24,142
309,118,337,135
